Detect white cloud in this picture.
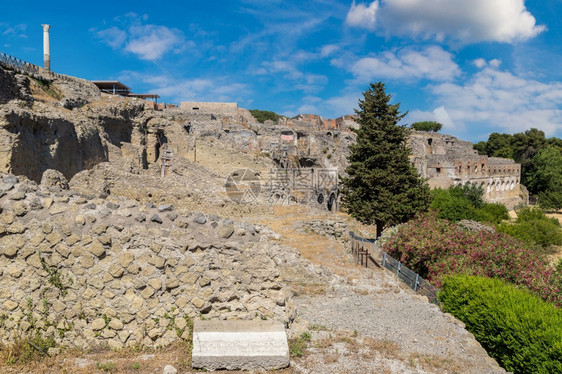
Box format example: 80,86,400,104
350,46,460,82
408,106,460,132
258,53,328,93
324,92,362,117
489,58,502,68
345,1,379,30
94,18,186,60
346,0,545,44
125,25,185,60
473,58,487,68
0,23,28,39
117,71,251,104
320,44,339,58
422,68,562,135
95,27,126,49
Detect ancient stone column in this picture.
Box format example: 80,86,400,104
41,24,51,71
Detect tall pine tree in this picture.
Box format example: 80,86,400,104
342,82,430,237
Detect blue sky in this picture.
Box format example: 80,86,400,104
1,0,562,141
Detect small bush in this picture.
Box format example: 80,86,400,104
249,109,282,123
440,275,562,374
430,188,476,221
2,334,56,364
474,203,509,224
430,185,507,224
497,207,562,249
289,332,312,358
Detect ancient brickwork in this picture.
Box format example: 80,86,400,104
179,102,254,123
409,131,525,207
0,173,303,349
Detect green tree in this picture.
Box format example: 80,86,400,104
473,141,488,155
342,82,431,237
526,146,562,210
484,132,514,158
410,121,443,132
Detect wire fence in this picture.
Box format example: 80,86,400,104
349,231,439,303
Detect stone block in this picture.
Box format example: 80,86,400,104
192,320,290,371
87,241,105,257
118,252,135,267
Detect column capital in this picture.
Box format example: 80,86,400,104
41,24,51,32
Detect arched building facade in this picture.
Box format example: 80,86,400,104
409,131,527,208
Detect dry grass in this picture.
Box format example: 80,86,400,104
251,205,372,278
0,340,302,374
29,79,64,103
408,352,464,373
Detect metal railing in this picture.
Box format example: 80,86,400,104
349,231,439,303
0,51,41,78
0,51,92,87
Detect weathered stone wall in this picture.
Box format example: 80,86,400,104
0,67,19,104
300,219,348,239
409,131,524,207
0,173,296,349
0,107,108,182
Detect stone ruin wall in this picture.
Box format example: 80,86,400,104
179,102,254,124
0,174,305,350
409,131,525,207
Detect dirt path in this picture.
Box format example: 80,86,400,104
252,206,505,373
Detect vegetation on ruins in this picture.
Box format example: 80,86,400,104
342,82,431,237
440,275,562,374
382,213,562,307
430,185,509,223
249,109,283,123
410,121,443,132
473,128,562,209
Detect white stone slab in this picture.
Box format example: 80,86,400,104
192,320,290,371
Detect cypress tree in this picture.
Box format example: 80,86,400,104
342,82,430,237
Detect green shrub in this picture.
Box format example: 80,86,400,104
474,203,509,224
450,184,485,208
430,188,476,221
497,207,562,249
440,275,562,374
430,185,506,224
249,109,282,123
410,121,443,132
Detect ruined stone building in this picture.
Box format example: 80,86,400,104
179,101,255,123
409,131,526,207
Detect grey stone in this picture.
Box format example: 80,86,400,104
2,175,18,185
150,214,163,224
157,204,173,212
9,190,26,200
163,365,178,374
135,214,146,222
192,320,290,371
146,202,156,209
29,198,43,210
85,203,96,210
194,214,207,225
106,202,120,210
99,207,112,218
166,212,178,221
